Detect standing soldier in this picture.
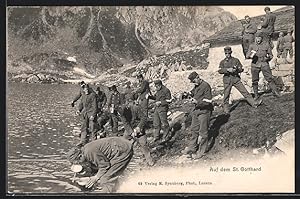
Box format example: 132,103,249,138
246,32,281,99
107,85,121,134
261,7,276,48
95,86,107,113
134,74,151,133
77,84,98,147
276,32,285,59
242,15,257,58
149,80,172,144
94,86,108,137
71,81,86,107
283,28,294,60
181,72,213,159
218,46,262,114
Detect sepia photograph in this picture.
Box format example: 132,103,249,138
6,5,295,194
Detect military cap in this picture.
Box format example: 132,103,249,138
188,71,199,82
154,79,162,85
224,46,232,52
109,85,117,91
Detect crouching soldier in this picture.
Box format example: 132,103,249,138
181,72,213,159
246,32,281,98
67,136,134,193
149,80,172,145
218,46,262,114
120,94,155,166
77,84,98,147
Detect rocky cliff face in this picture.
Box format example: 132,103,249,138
7,6,237,78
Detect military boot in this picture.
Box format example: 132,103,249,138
253,84,259,100
191,138,208,159
269,81,282,97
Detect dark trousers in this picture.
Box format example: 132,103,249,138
187,110,211,153
251,65,278,95
223,77,256,107
137,99,148,129
242,34,255,57
97,150,133,193
110,112,119,134
153,108,170,140
80,115,96,144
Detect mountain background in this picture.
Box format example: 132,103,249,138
7,6,237,79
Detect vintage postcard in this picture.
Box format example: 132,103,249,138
7,5,295,195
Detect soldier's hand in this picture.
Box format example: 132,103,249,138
155,101,161,106
227,68,235,73
75,110,80,116
85,176,100,189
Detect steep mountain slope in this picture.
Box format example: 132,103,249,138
7,6,237,77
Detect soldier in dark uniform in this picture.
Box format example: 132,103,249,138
181,72,213,159
261,7,276,48
246,32,281,99
77,84,98,146
95,86,107,113
134,74,151,134
283,28,294,60
242,15,257,58
149,80,172,144
107,85,121,134
218,46,262,114
71,81,86,107
276,32,285,58
94,86,108,137
67,136,134,193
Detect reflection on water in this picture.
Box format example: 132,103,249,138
7,83,143,194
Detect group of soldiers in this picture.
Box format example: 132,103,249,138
241,7,294,62
66,6,292,192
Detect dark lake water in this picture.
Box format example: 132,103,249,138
7,83,142,194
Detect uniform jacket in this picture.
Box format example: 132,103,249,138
246,42,273,68
149,85,171,111
242,22,257,37
135,80,151,100
261,12,276,35
218,56,244,79
96,91,107,112
108,91,121,108
190,80,213,112
79,91,97,119
82,137,133,176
